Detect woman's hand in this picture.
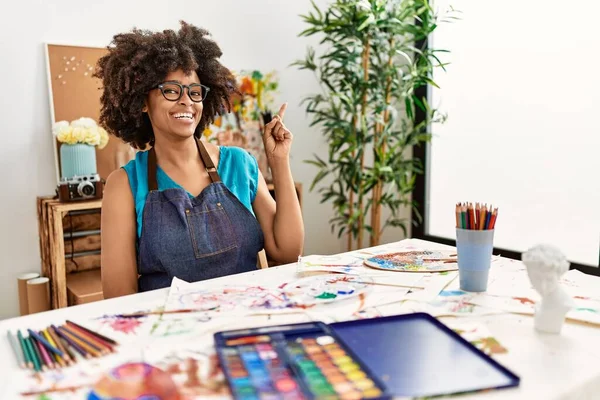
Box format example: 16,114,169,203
263,103,293,162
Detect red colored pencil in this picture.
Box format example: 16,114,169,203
489,208,498,229
64,323,113,353
66,320,118,346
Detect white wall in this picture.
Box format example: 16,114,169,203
0,0,408,318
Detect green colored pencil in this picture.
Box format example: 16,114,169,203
25,337,41,372
17,331,32,369
7,331,24,368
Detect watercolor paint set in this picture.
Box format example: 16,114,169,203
214,313,520,400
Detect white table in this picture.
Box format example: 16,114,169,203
1,239,599,399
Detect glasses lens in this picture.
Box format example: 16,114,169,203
161,83,182,101
188,84,205,102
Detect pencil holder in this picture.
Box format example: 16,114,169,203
455,228,495,292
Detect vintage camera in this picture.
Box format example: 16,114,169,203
57,174,104,202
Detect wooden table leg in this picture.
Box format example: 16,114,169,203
50,209,68,308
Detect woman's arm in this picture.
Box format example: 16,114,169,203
100,168,138,298
253,103,305,263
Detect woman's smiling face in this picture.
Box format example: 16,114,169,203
144,69,204,141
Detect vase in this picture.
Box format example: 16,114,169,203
60,143,97,179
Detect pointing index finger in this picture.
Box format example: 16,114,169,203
277,103,288,120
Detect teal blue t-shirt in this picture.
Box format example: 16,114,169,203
123,146,259,238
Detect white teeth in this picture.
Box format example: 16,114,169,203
173,113,193,119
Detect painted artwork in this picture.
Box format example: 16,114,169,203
279,275,372,306
165,285,298,316
202,70,278,180
14,343,231,399
364,250,459,272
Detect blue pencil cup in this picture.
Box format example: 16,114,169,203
455,228,495,292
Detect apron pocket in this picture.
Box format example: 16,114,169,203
186,203,237,259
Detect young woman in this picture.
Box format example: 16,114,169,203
97,22,304,298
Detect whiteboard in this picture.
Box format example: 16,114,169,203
426,0,600,266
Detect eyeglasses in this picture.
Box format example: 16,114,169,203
155,82,210,103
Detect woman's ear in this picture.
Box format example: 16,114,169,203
142,98,149,113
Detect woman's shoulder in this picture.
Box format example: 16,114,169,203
121,150,149,194
104,167,133,201
122,150,148,173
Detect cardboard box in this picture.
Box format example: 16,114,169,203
66,269,103,306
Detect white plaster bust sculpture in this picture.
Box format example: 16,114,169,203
522,244,575,334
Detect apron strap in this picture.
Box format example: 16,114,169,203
147,147,158,191
196,138,221,183
146,138,221,191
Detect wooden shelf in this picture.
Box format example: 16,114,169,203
37,197,103,309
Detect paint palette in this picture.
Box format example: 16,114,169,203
281,275,372,307
364,250,458,272
216,314,521,399
215,323,387,399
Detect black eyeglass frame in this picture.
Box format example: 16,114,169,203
154,81,210,103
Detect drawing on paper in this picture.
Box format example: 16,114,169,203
168,286,296,314
153,347,230,398
364,250,458,272
280,275,372,306
96,314,146,335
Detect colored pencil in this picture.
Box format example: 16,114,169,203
455,203,460,228
66,320,118,346
489,208,498,229
28,329,64,358
34,335,55,369
7,331,25,368
480,205,486,230
26,336,42,372
57,326,101,357
42,329,66,367
458,202,498,230
17,331,33,369
66,324,114,353
53,325,89,358
48,325,73,364
57,335,78,362
60,325,106,354
485,208,492,230
468,204,475,231
23,335,36,371
30,336,45,371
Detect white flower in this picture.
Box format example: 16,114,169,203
71,117,98,129
52,120,70,137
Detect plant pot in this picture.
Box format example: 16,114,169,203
60,143,97,179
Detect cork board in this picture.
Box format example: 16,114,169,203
45,43,134,182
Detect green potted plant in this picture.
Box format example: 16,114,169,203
296,0,452,250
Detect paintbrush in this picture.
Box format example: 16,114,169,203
357,281,425,290
20,385,87,396
117,308,206,318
